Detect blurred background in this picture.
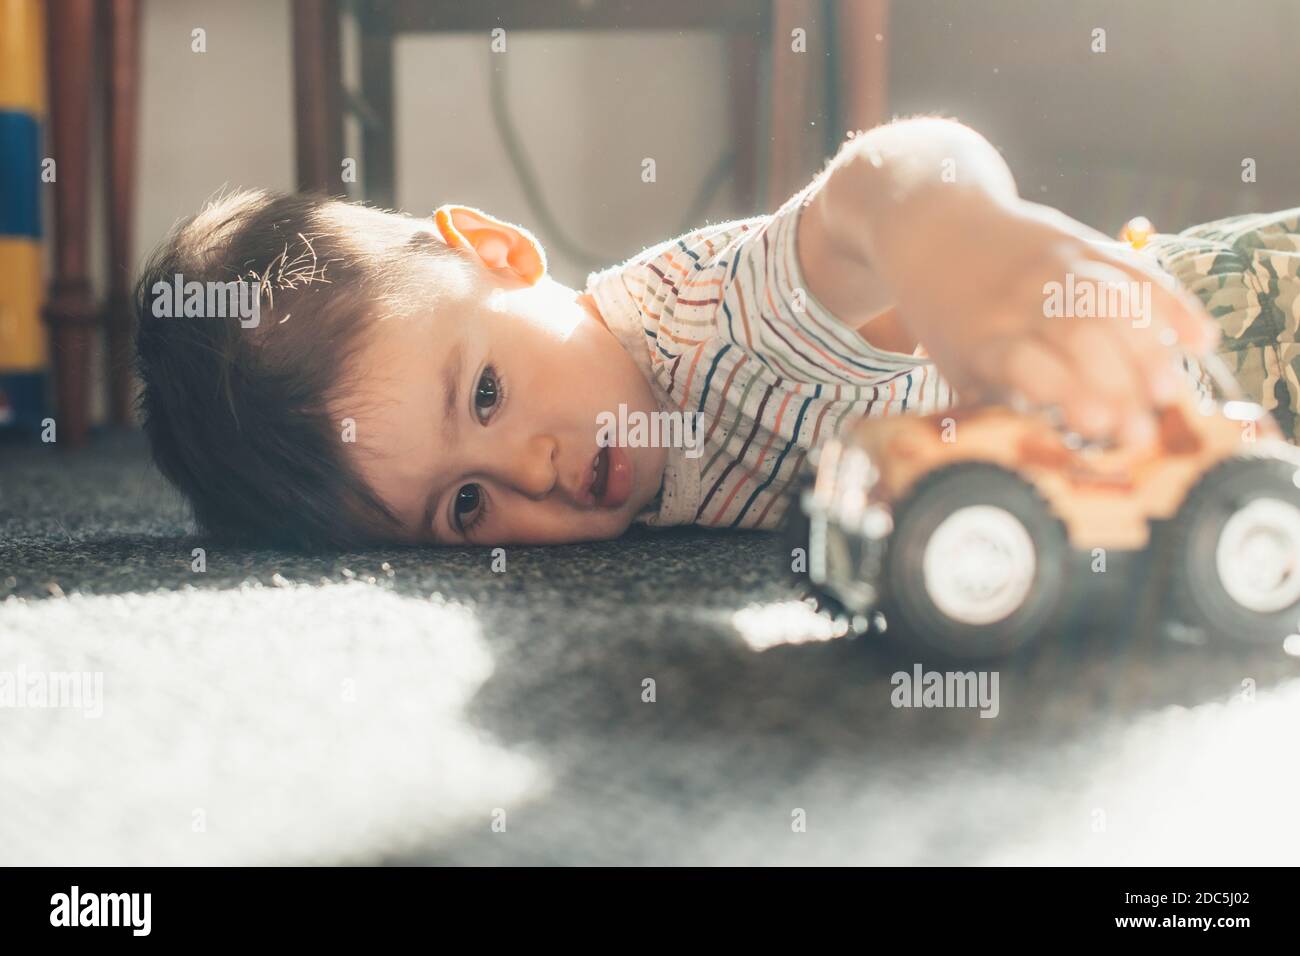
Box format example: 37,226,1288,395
3,0,1300,441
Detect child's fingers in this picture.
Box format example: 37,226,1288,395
994,335,1115,438
1053,318,1155,444
1110,317,1203,408
1095,272,1215,407
998,336,1076,406
1052,256,1214,417
1101,251,1221,355
1033,260,1164,438
1123,329,1188,405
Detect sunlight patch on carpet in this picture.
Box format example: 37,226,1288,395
0,582,547,864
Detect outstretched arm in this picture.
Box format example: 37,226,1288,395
795,116,1219,446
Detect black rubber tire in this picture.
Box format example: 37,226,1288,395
1165,455,1300,646
882,462,1072,661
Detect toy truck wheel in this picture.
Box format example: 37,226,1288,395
1166,456,1300,645
883,463,1071,659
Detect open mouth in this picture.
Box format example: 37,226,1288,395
587,445,633,510
592,446,611,502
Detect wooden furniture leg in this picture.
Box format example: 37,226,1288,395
103,0,140,426
835,0,889,134
43,0,98,448
728,32,760,213
291,0,344,195
766,0,821,209
358,2,395,209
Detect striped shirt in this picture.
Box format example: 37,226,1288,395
584,179,956,531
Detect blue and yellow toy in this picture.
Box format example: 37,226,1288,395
0,0,47,432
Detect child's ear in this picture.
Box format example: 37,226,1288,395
432,204,547,285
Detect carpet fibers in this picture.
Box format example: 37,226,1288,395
2,432,1298,865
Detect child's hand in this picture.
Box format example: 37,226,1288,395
889,195,1220,447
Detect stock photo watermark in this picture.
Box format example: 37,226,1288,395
50,887,151,936
891,664,1000,719
1042,273,1153,328
150,273,260,328
595,403,705,458
0,665,104,718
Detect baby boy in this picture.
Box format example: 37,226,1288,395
134,117,1221,549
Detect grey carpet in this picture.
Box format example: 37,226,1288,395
2,432,1298,865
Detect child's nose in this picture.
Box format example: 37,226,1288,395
506,434,558,500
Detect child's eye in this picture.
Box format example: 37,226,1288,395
453,483,486,533
474,367,502,421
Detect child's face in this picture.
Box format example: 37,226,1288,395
340,261,667,546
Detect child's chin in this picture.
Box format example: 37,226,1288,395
586,510,636,542
577,504,643,544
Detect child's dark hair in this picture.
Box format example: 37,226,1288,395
134,189,457,550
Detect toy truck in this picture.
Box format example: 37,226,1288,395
789,355,1300,660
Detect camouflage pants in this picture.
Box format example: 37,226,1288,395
1142,210,1300,442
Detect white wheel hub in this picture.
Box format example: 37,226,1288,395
1214,497,1300,613
922,505,1038,625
